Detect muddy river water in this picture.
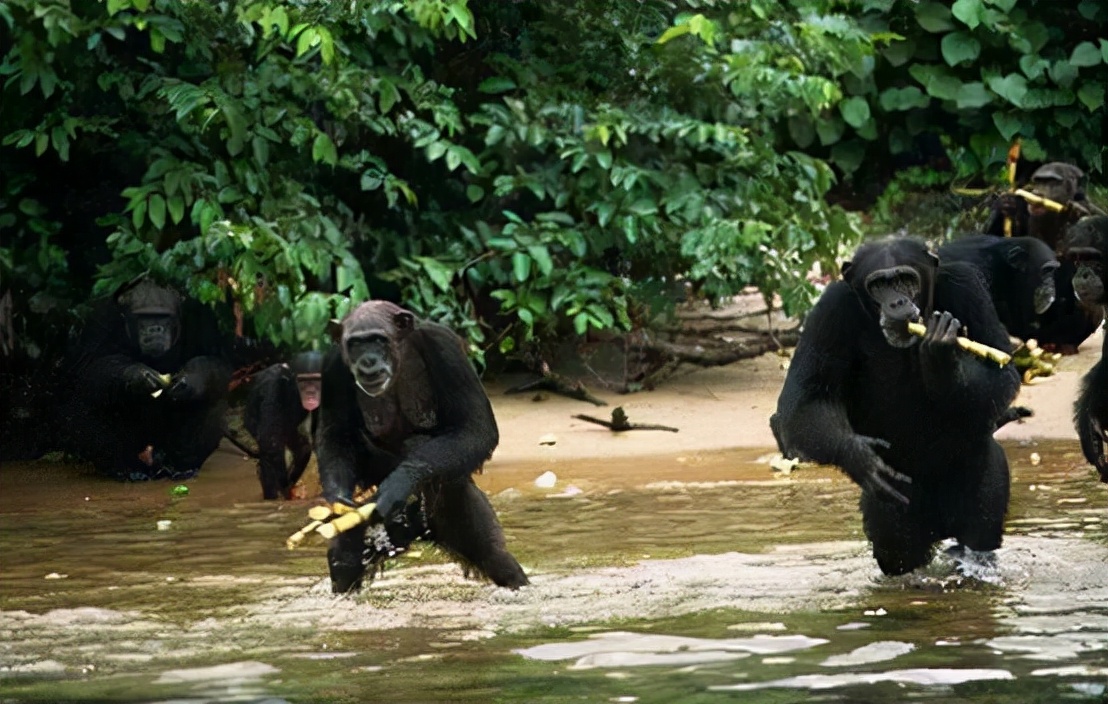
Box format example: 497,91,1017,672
0,439,1105,703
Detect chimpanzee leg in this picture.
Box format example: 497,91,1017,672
64,402,157,479
255,435,290,501
954,441,1010,552
425,477,529,589
160,402,226,478
327,525,368,594
284,429,313,497
861,490,933,576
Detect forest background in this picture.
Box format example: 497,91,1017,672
2,0,1106,372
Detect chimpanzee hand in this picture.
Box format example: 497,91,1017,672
372,468,417,523
920,311,960,352
844,434,911,504
123,364,165,396
166,371,205,402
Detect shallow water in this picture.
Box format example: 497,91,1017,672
0,439,1105,703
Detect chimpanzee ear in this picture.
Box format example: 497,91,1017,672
327,318,344,342
1005,245,1030,271
840,260,853,280
394,310,415,331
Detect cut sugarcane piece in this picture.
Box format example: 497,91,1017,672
906,322,1012,366
316,502,377,540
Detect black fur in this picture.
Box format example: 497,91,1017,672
1065,216,1108,481
937,235,1058,342
56,279,231,480
316,301,528,593
242,352,322,500
771,237,1021,575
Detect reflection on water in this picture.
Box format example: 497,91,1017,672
0,440,1105,702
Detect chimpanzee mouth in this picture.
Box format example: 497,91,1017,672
879,315,917,348
355,373,391,397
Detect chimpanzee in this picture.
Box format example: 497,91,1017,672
984,162,1105,247
983,162,1106,352
57,278,232,480
938,235,1059,342
1064,216,1108,481
771,236,1021,576
243,351,324,500
316,300,528,593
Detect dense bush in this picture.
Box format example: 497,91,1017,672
1,0,1104,366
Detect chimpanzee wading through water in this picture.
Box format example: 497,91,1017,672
315,300,528,593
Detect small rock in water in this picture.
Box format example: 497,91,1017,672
156,520,172,531
44,572,67,580
538,433,558,446
862,607,887,617
535,471,557,488
1029,452,1041,466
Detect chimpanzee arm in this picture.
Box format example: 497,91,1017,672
1074,344,1108,480
921,263,1021,422
166,355,232,403
372,324,499,521
316,346,364,503
773,283,909,503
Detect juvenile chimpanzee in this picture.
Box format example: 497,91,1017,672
1064,216,1108,481
58,278,232,480
243,351,324,500
938,235,1059,342
771,237,1021,576
316,300,528,593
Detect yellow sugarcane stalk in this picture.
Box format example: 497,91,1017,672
315,502,378,540
1004,140,1020,236
1014,188,1066,213
906,322,1012,367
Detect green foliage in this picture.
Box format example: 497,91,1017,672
813,0,1108,179
1,0,871,362
3,0,1104,365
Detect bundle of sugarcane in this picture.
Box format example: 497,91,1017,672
285,496,378,549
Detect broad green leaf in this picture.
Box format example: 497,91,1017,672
986,0,1016,10
941,32,980,66
656,24,691,45
466,184,484,202
955,82,992,109
839,96,871,128
1077,83,1106,112
167,195,185,224
1070,42,1102,67
915,2,955,32
511,252,531,283
878,86,930,111
527,245,554,276
815,116,846,145
987,73,1028,107
312,133,337,166
908,64,962,101
951,0,984,28
478,77,516,94
991,112,1022,141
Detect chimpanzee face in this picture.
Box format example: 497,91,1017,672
290,351,323,411
1063,216,1108,308
132,313,179,358
843,238,937,349
337,301,416,397
1028,163,1083,216
117,279,182,359
1031,260,1060,314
